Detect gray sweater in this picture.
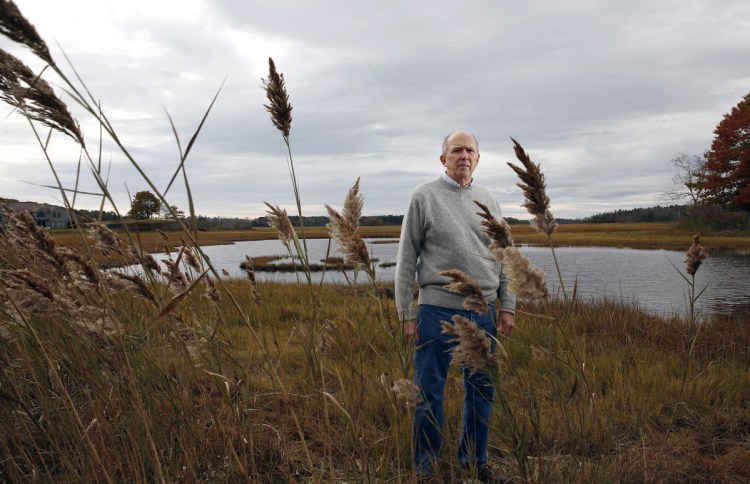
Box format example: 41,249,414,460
395,177,516,321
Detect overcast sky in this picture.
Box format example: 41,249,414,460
1,0,749,220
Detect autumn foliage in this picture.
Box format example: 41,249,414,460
697,91,750,210
127,190,162,219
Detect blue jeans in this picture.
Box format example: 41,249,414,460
412,303,497,476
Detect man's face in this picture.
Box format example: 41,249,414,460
440,132,480,186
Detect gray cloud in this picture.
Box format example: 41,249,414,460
1,0,749,220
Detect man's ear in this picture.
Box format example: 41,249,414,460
476,152,480,164
440,155,446,166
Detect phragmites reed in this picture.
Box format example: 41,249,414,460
243,256,257,282
474,200,513,250
325,177,371,268
440,269,489,314
0,269,57,316
5,207,71,277
264,202,295,250
0,0,52,64
156,229,169,242
90,225,123,256
155,229,172,255
180,237,202,272
0,49,84,146
107,272,158,306
392,378,422,407
162,259,189,295
440,315,496,375
685,233,708,276
58,247,100,285
262,57,292,138
128,242,162,274
317,320,337,353
1,268,54,300
508,137,557,236
203,275,221,305
244,256,260,304
499,247,548,301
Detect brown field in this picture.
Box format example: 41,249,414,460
50,222,750,255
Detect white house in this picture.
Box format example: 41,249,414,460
1,202,71,229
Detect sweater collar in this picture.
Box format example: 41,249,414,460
441,172,473,188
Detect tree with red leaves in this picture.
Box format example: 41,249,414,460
697,91,750,211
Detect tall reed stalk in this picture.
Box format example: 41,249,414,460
262,57,312,284
665,233,709,440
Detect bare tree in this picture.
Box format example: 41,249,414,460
661,153,706,205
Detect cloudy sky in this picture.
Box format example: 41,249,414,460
1,0,749,220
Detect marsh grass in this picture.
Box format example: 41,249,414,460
1,2,749,482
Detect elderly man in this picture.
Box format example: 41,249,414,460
395,131,516,481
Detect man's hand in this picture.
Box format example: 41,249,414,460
404,318,418,345
498,312,515,338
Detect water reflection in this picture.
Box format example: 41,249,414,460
131,239,750,321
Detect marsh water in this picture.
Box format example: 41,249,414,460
137,238,750,321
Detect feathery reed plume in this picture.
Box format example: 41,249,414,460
107,272,157,305
0,1,52,64
318,330,332,353
180,237,201,272
440,269,489,314
243,256,260,304
129,241,162,274
440,315,496,374
1,268,54,300
318,319,338,352
325,178,371,268
500,247,548,301
474,200,513,250
90,225,123,257
154,228,171,255
264,202,295,250
9,208,69,276
530,344,546,361
0,49,84,146
342,177,364,226
203,275,221,305
685,233,708,276
163,259,189,295
243,256,256,282
58,247,100,285
392,378,422,407
507,138,557,236
322,318,338,332
0,268,70,317
143,252,161,274
262,57,292,138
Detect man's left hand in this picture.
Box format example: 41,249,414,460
498,312,515,338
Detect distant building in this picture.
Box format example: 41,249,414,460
1,202,72,229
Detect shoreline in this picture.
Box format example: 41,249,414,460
51,222,750,254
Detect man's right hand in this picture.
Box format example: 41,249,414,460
404,318,418,345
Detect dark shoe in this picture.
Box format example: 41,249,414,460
477,464,514,484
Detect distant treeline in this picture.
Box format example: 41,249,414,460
61,205,689,230
575,205,686,224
